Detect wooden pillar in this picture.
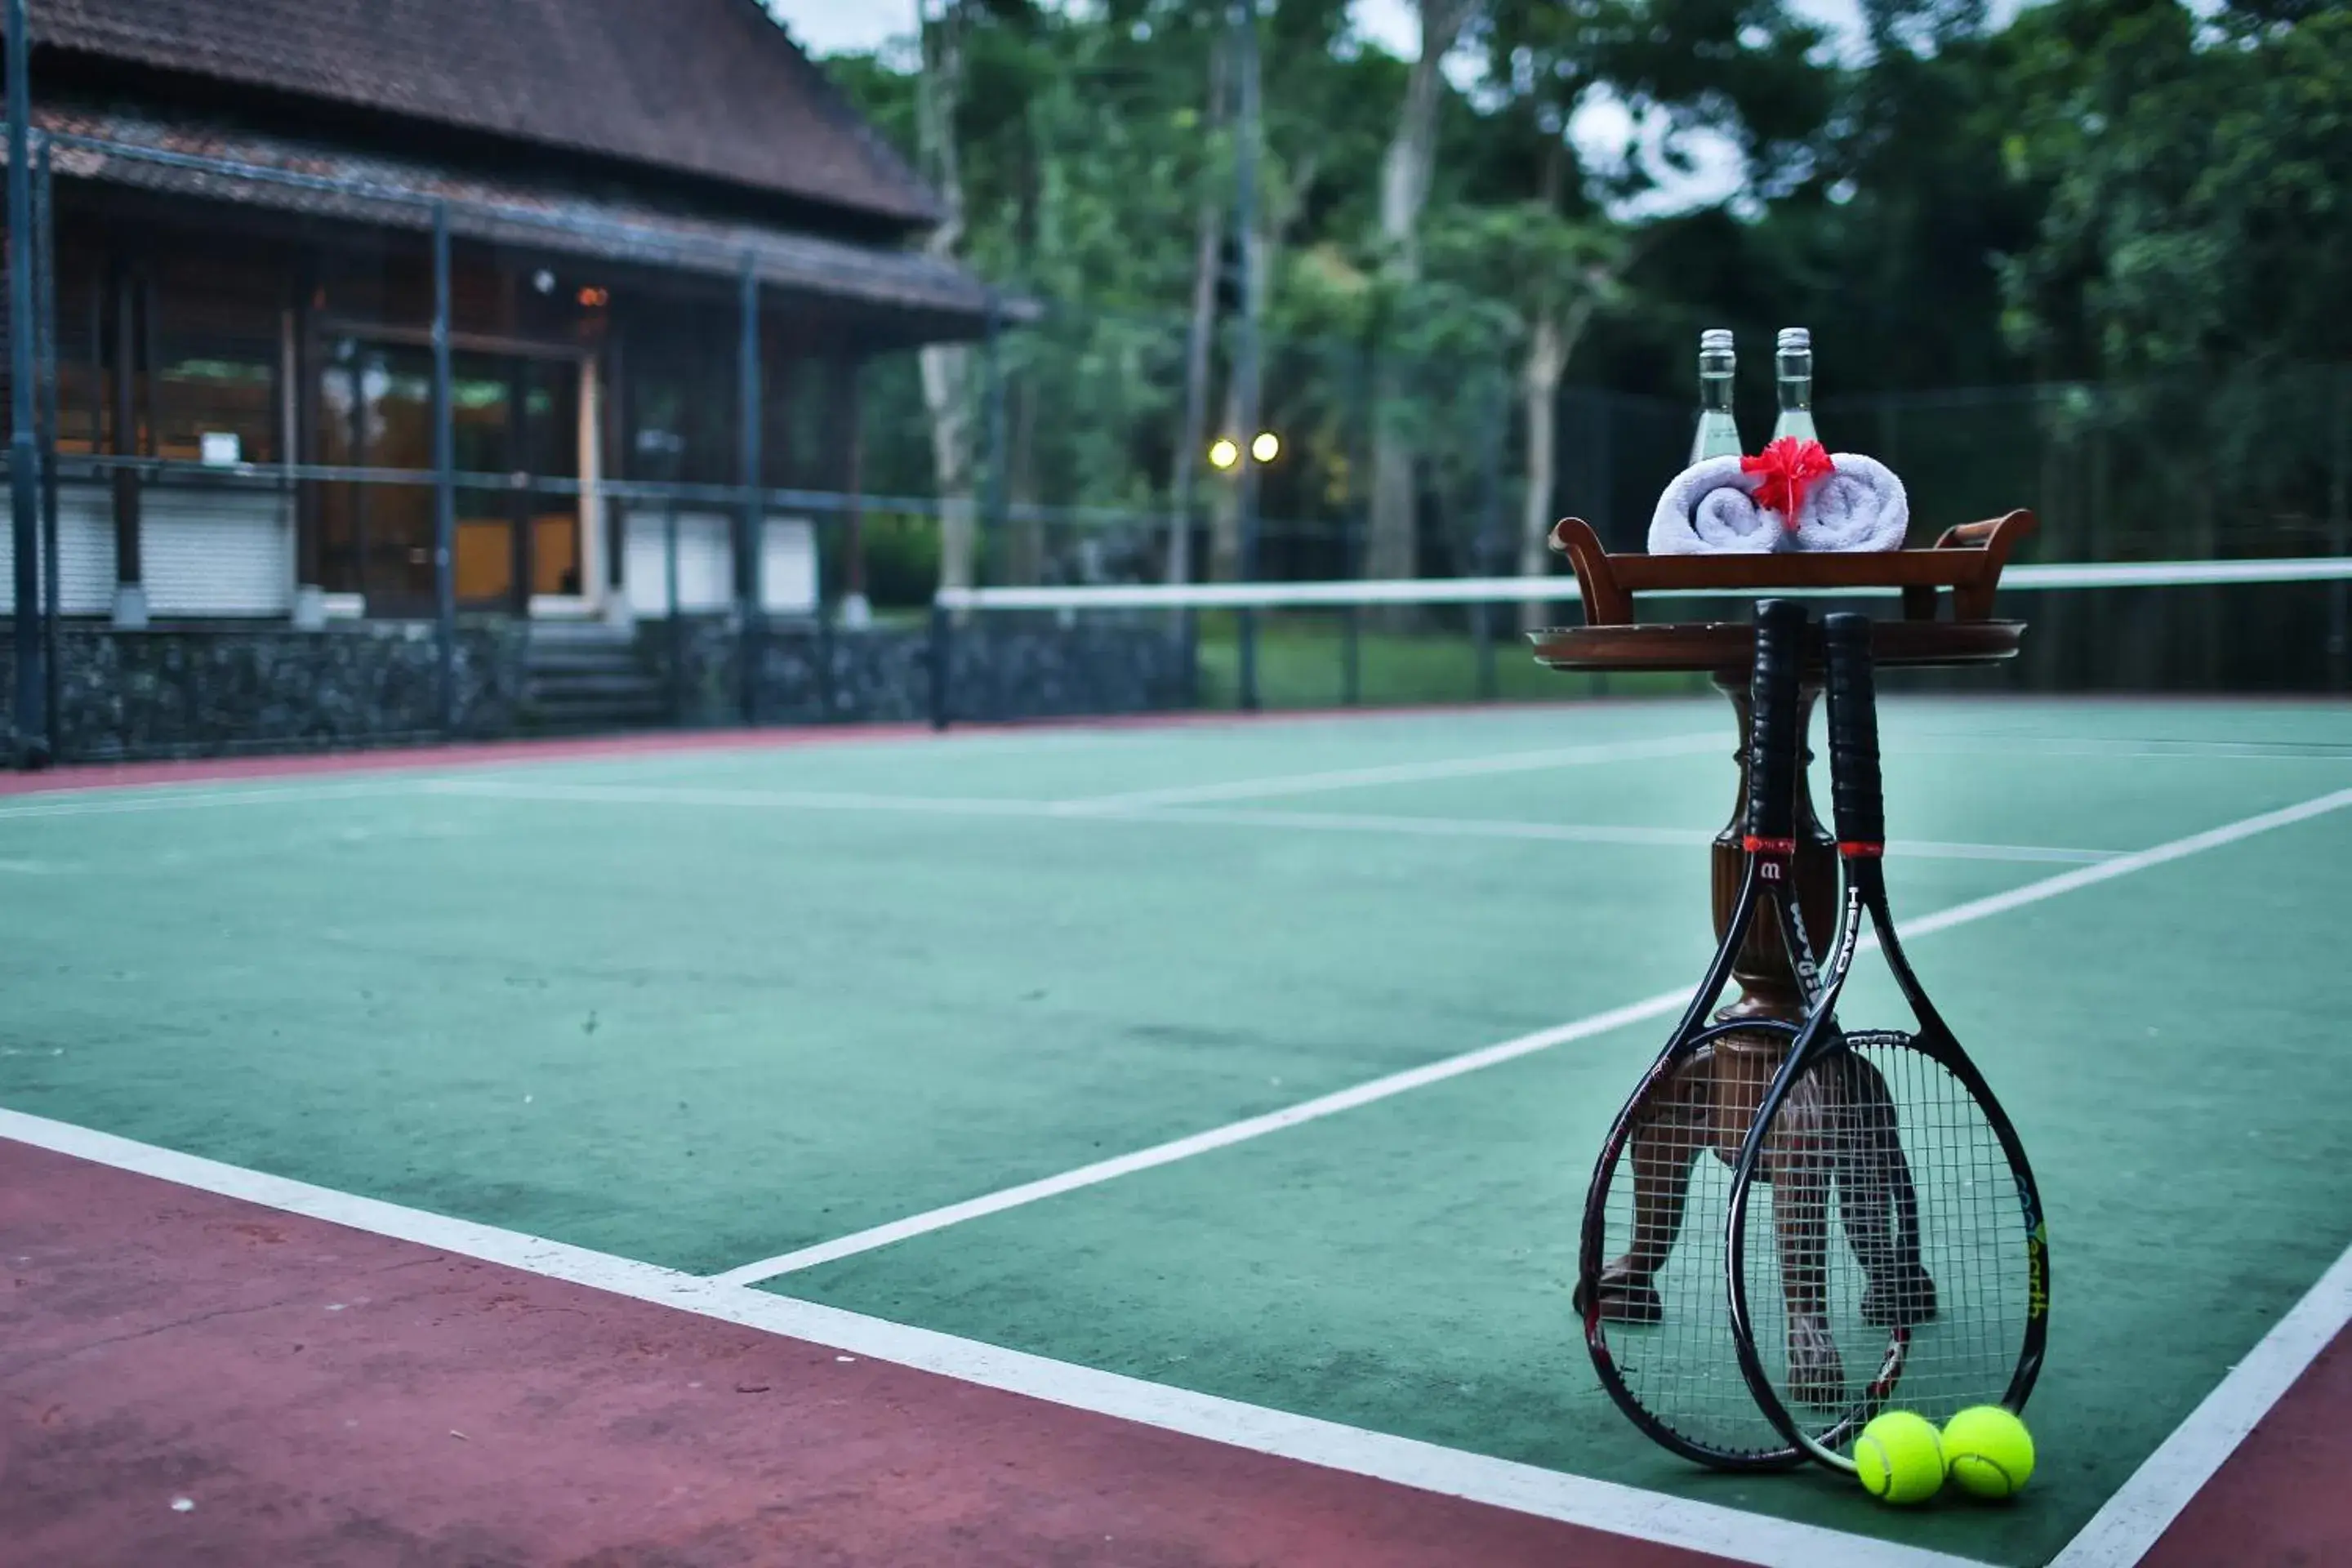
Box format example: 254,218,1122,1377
602,318,628,613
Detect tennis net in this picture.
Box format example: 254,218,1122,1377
923,556,2352,726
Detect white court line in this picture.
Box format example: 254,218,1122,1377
1147,806,2118,866
418,777,2109,865
1049,732,1722,810
2047,1239,2352,1568
0,780,407,821
715,784,2352,1286
421,778,1053,817
711,992,1694,1284
0,1107,1987,1568
1890,737,2352,762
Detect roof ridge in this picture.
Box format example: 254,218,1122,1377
26,0,946,228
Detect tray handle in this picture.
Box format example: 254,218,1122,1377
1547,517,1628,625
1934,509,2035,621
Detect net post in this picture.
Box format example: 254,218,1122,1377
928,598,953,731
430,199,457,737
737,250,764,726
7,0,47,767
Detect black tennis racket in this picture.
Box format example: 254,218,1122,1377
1724,610,2050,1471
1577,598,1826,1468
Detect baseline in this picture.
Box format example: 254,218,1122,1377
0,1107,1987,1568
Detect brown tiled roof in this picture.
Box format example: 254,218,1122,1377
29,0,942,227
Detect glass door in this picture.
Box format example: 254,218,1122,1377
315,338,584,616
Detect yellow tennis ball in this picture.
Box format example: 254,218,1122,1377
1942,1406,2035,1499
1855,1411,1945,1505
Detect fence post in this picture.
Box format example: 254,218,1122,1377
928,599,953,731
36,132,60,753
430,200,457,735
737,251,763,724
2330,366,2349,692
982,296,1009,555
1343,345,1370,706
7,0,47,765
1474,369,1506,702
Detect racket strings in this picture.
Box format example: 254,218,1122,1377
1738,1036,2031,1451
1592,1040,1792,1460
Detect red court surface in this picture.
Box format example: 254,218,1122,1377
4,1136,2348,1567
0,1140,1733,1568
2135,1327,2352,1568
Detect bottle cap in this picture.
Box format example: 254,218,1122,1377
1700,328,1735,352
1777,327,1811,352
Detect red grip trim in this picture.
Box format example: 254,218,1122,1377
1743,835,1797,856
1838,840,1886,858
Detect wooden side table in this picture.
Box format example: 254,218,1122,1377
1531,512,2034,1339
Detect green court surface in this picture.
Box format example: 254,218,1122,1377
7,697,2352,1566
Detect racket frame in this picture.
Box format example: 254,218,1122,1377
1577,598,1824,1469
1722,611,2051,1471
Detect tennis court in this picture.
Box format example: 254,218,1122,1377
5,696,2350,1567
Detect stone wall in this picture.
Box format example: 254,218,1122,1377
0,612,1191,764
650,615,1195,728
0,621,528,763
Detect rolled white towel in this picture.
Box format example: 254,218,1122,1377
1646,456,1781,556
1788,452,1909,553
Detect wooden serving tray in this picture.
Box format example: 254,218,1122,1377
1547,509,2037,626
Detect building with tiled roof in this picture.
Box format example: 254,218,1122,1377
7,0,999,633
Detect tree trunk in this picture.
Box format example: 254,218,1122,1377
1211,7,1269,582
1517,310,1565,633
1365,0,1481,586
1517,292,1599,631
922,346,978,593
915,0,977,595
1169,33,1230,586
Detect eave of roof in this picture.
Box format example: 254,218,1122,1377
38,105,1037,338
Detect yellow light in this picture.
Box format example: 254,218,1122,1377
1208,437,1240,471
1251,431,1281,464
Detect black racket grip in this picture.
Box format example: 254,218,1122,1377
1744,599,1806,845
1823,612,1885,849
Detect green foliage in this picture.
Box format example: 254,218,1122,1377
808,0,2348,573
1999,0,2352,383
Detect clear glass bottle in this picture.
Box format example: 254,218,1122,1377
1689,328,1743,463
1771,327,1820,445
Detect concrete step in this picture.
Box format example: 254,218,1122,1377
524,643,653,672
525,666,662,694
527,621,639,646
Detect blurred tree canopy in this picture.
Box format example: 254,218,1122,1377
798,0,2350,579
